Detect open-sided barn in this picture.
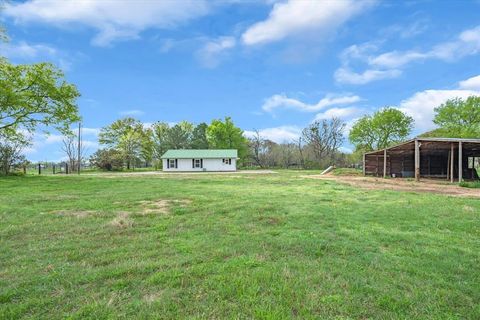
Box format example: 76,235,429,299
363,137,480,182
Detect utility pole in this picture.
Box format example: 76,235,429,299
77,122,81,174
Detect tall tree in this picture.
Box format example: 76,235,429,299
62,135,77,172
302,117,345,164
248,129,266,168
165,121,193,149
140,127,154,167
430,96,480,138
0,132,27,175
89,149,123,171
191,123,209,149
151,122,170,160
98,117,144,169
207,117,248,160
0,60,80,138
349,107,413,152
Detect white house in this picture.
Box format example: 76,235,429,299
161,149,238,172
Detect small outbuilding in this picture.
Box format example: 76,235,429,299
363,137,480,182
161,149,238,172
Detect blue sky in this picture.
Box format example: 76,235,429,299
2,0,480,162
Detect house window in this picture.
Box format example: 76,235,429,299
194,159,201,168
223,158,231,165
169,159,176,168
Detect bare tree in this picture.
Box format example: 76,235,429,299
62,135,76,171
249,129,266,168
280,143,296,168
294,137,305,169
302,117,345,166
62,131,85,173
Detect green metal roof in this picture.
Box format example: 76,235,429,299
161,149,238,159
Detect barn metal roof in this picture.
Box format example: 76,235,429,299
364,137,480,155
161,149,238,159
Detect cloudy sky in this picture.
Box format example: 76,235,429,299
2,0,480,161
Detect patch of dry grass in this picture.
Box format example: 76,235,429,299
138,199,191,215
109,211,133,228
53,210,96,218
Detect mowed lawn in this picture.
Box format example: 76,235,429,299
1,171,479,319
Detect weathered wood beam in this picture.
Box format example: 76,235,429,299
450,143,454,183
383,149,387,178
458,141,463,183
363,153,366,176
415,139,420,181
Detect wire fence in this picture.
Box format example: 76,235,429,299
22,163,89,175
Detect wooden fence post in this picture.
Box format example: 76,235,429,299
38,163,41,175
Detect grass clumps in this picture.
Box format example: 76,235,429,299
331,168,363,176
459,180,480,188
109,211,133,228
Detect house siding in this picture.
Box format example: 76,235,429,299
162,158,237,172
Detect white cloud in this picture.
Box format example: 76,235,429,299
81,127,101,137
82,140,99,149
119,109,145,116
368,51,428,69
336,25,480,84
4,0,210,46
244,126,302,143
334,67,401,85
459,75,480,90
262,94,361,113
0,40,77,70
398,83,480,132
196,36,236,68
241,0,376,46
0,41,57,59
313,107,361,121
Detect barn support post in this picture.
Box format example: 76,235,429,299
362,153,366,176
447,150,450,181
450,143,454,183
414,139,420,181
383,149,387,178
458,141,463,183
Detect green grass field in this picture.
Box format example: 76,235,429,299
1,171,479,319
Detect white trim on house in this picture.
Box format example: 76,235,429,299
162,157,237,172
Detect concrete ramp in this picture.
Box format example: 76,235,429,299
321,166,335,175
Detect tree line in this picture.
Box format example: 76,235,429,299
90,117,249,170
1,23,479,174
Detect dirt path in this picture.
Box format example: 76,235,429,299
304,174,480,198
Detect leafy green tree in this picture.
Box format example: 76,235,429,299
349,107,414,152
0,60,80,138
207,117,248,161
99,117,144,169
0,132,28,175
165,121,194,149
151,122,170,160
89,148,124,171
429,96,480,138
140,127,154,166
191,122,209,149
